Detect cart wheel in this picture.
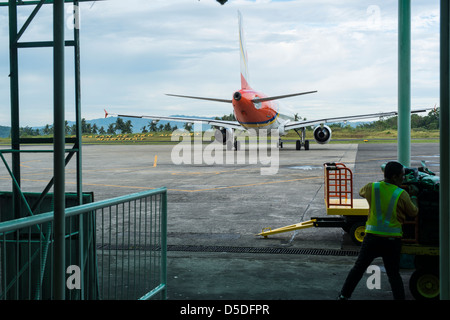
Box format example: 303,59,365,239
349,222,366,245
409,268,439,300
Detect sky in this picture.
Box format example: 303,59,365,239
0,0,440,127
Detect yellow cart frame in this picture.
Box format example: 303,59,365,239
258,163,369,244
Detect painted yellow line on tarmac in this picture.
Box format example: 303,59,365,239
12,178,155,190
20,160,42,168
170,167,256,176
1,170,380,193
82,182,153,190
170,176,321,193
11,175,322,193
2,154,418,193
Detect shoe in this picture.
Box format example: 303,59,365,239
337,294,348,300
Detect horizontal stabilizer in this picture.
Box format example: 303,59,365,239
166,94,232,103
252,90,317,103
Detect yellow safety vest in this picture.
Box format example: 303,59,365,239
365,181,404,237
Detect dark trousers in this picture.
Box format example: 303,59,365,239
340,233,405,300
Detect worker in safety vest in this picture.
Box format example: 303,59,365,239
338,161,418,300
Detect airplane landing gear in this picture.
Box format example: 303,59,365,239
278,138,283,149
227,137,240,151
294,128,309,150
234,138,240,151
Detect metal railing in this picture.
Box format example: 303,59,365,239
0,188,167,300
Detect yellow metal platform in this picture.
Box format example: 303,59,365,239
326,198,369,216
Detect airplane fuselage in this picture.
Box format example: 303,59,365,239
232,88,283,133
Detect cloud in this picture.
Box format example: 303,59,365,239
0,0,440,127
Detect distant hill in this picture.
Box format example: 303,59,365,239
69,115,215,133
0,116,215,138
0,125,10,138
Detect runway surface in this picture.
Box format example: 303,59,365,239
0,142,440,300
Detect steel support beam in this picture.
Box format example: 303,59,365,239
74,0,84,299
440,0,450,301
8,0,21,222
3,0,87,301
53,0,66,300
74,0,82,206
398,0,411,167
5,0,20,299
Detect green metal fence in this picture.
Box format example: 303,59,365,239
0,188,167,300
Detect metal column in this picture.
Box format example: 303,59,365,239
8,0,21,221
398,0,411,167
53,0,66,300
440,0,450,301
74,0,83,206
5,0,20,299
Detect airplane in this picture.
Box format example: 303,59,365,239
105,11,432,151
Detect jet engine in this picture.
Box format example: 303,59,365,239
313,125,332,144
214,128,234,145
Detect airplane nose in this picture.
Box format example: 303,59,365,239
233,91,242,101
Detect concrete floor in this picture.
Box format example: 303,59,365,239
0,142,440,302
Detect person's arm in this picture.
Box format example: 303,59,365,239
399,191,419,218
359,183,372,200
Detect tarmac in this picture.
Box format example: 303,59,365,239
0,141,441,303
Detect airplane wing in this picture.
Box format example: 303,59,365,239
284,107,433,130
104,110,243,130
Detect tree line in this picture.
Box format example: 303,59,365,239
18,117,186,137
353,108,439,130
17,109,440,137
